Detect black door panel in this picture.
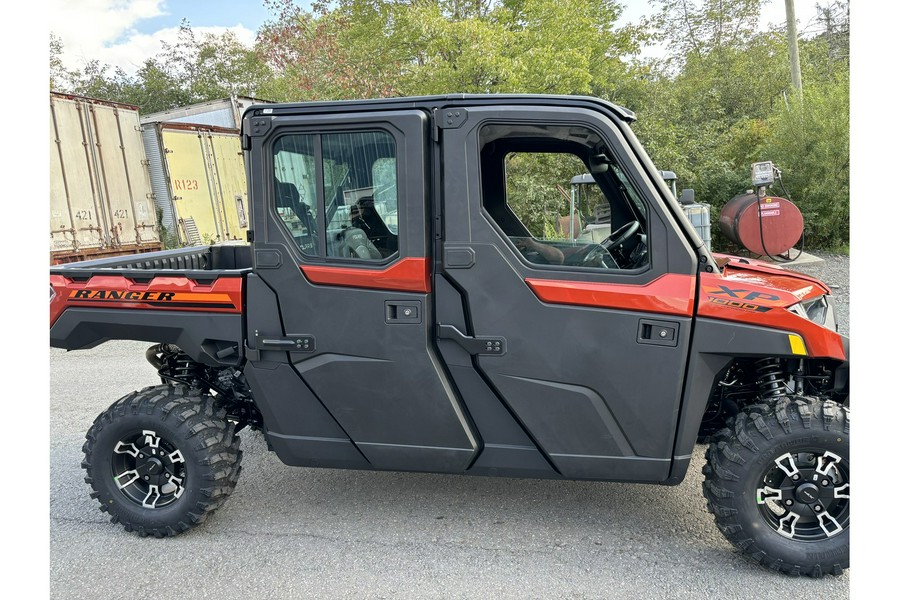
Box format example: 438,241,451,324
437,106,698,482
247,109,480,473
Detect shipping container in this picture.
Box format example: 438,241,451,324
140,96,271,246
49,92,162,264
143,122,250,246
140,96,268,130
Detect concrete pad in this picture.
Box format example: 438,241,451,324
749,247,825,267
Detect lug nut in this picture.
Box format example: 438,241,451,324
814,505,822,512
821,479,829,487
165,473,170,479
785,499,793,506
792,474,801,481
139,454,144,459
144,475,150,480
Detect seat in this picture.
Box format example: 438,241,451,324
352,196,397,256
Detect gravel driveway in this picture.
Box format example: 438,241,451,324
787,251,850,336
49,252,850,599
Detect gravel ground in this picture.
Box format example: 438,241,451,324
48,252,851,599
783,251,850,337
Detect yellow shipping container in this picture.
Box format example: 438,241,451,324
159,123,249,245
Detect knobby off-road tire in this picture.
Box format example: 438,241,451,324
82,385,243,537
703,397,849,577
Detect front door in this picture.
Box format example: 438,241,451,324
438,105,698,481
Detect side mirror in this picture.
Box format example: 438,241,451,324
678,189,695,205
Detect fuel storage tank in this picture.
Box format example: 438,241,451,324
719,194,804,256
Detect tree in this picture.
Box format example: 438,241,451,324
50,33,70,90
255,0,641,99
54,21,267,112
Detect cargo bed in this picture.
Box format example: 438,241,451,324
49,244,250,365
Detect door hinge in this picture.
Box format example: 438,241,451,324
437,108,468,130
437,324,505,356
245,331,315,361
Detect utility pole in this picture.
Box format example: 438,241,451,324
785,0,803,95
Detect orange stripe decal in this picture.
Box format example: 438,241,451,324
50,274,243,327
301,257,431,293
525,274,696,316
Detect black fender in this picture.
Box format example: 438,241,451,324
664,317,850,484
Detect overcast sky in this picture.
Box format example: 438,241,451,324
49,0,827,76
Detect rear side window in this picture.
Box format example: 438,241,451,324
273,134,318,255
273,131,399,261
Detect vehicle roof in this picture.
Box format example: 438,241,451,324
244,94,636,124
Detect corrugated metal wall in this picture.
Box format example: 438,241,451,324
49,93,160,261
156,125,249,245
142,125,177,242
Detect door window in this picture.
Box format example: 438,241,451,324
480,123,649,270
272,131,399,261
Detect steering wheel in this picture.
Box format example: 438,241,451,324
601,220,640,254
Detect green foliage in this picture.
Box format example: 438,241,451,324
52,21,267,112
49,33,69,90
255,0,638,99
156,208,181,250
630,0,849,249
505,152,584,235
50,0,851,249
763,73,849,249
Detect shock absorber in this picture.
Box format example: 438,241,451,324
755,357,788,400
172,352,207,387
146,344,210,391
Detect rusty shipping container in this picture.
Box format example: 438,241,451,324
49,92,162,264
142,122,250,246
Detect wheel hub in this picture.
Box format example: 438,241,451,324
143,456,164,475
112,430,187,509
756,450,849,541
794,482,820,504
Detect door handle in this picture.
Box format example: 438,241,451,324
637,318,679,347
385,301,421,324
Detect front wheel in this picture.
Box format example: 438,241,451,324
703,397,849,577
81,385,242,537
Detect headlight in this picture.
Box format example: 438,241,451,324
787,294,838,331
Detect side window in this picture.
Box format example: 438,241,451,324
481,123,649,270
273,135,318,255
272,131,399,261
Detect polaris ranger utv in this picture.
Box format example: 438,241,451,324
49,95,849,577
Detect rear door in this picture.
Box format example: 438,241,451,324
244,108,478,473
437,104,698,481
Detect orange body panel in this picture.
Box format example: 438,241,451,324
50,274,243,327
524,273,696,317
301,257,431,293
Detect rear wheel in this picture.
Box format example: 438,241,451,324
703,397,849,577
82,385,242,537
